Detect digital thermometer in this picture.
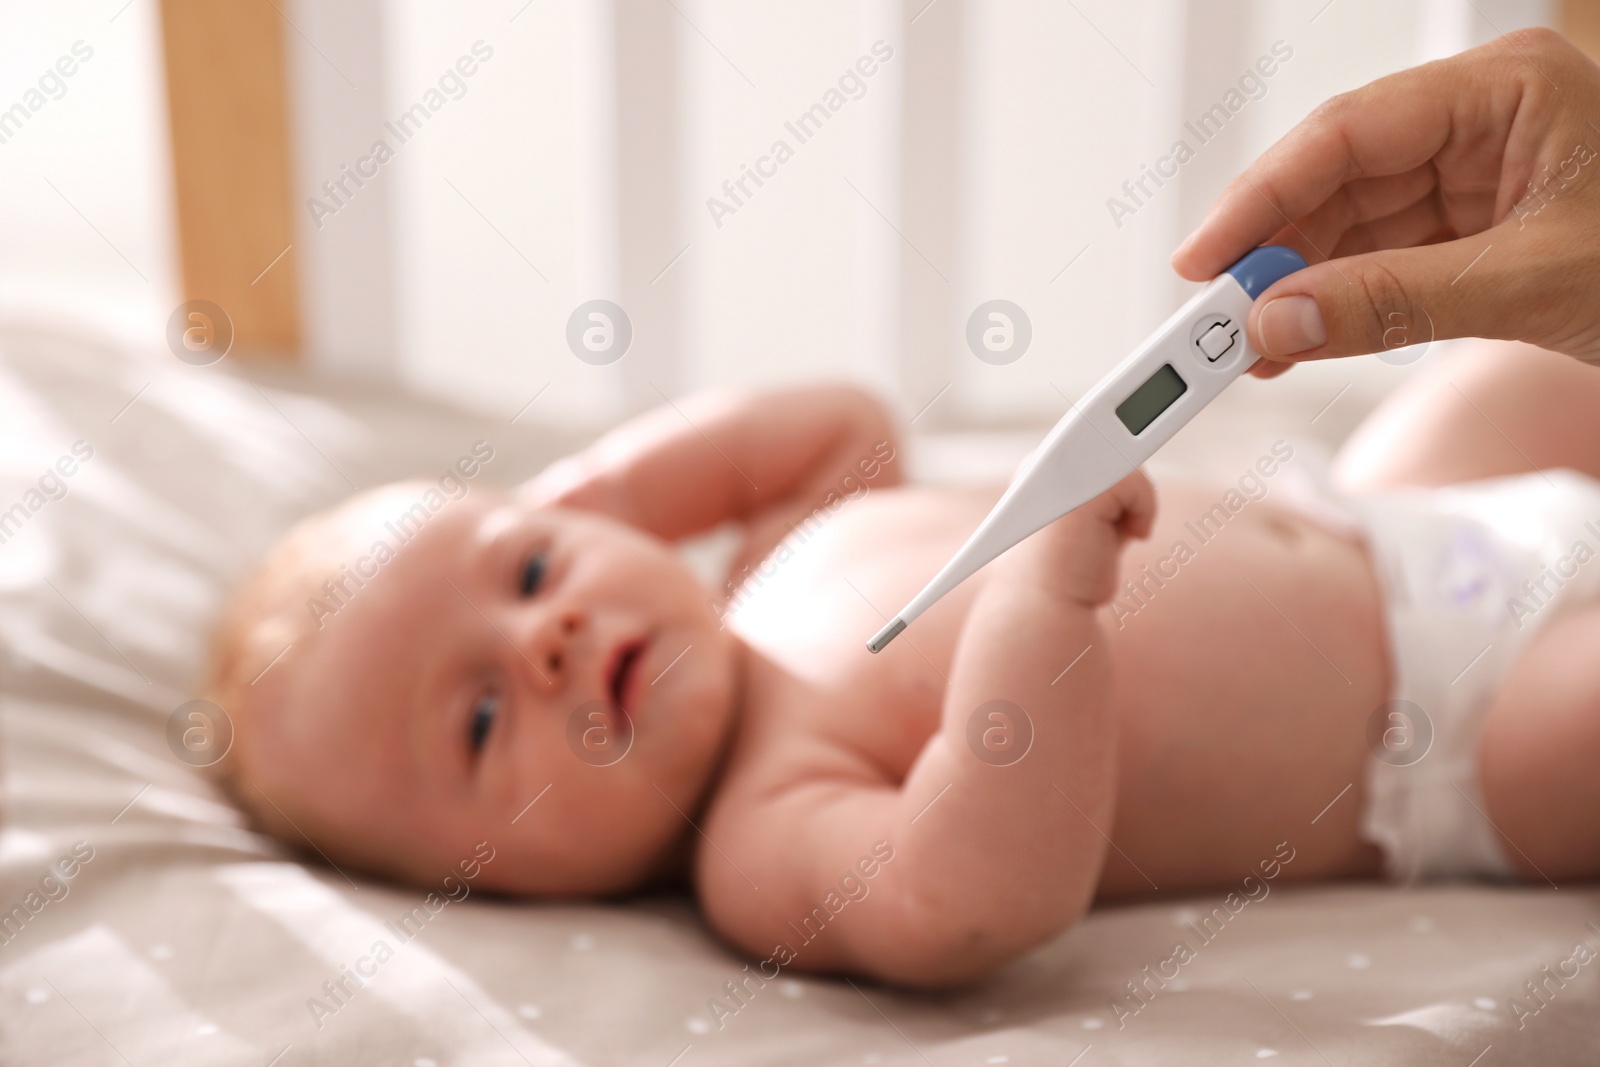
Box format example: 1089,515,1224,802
867,245,1307,653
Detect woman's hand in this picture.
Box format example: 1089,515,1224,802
1173,28,1600,375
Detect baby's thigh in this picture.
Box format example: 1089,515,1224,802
1479,605,1600,882
1336,340,1600,492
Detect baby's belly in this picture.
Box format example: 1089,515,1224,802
1098,483,1390,895
732,482,1391,895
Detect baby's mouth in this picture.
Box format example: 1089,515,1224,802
608,639,647,720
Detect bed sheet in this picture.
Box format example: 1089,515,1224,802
0,319,1595,1065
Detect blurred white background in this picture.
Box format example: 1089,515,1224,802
0,0,1555,434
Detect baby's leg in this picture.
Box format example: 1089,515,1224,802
1335,340,1600,491
1341,342,1600,881
1479,604,1600,882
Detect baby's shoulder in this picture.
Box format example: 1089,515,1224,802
704,654,937,832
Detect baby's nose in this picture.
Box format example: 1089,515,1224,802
526,607,585,687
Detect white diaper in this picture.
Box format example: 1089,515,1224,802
1348,468,1600,882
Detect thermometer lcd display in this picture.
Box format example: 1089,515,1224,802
1115,363,1187,435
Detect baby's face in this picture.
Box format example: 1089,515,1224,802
240,486,737,895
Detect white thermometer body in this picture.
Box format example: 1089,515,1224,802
868,246,1307,653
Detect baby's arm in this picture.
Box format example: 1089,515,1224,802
520,386,900,557
699,473,1155,987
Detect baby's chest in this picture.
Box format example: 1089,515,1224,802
743,654,944,785
725,488,991,775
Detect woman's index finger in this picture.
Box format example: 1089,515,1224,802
1172,58,1470,280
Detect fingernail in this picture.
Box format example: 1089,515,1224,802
1257,296,1326,356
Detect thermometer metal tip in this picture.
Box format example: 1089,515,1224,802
863,245,1307,652
867,617,907,653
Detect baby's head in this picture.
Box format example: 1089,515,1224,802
208,481,737,896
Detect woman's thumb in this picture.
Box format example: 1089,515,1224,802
1246,239,1517,363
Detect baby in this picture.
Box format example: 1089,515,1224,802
209,341,1600,987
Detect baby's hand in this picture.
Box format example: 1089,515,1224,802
517,454,635,521
1001,469,1156,608
516,386,900,546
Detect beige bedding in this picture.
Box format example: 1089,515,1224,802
1,319,1596,1065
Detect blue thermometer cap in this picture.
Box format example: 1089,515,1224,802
1223,245,1308,300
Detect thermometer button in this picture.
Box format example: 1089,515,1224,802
1194,316,1239,362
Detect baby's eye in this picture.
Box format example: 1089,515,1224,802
519,552,549,597
469,692,498,755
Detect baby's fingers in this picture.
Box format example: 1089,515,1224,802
1080,468,1156,543
1005,470,1155,609
517,456,628,516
